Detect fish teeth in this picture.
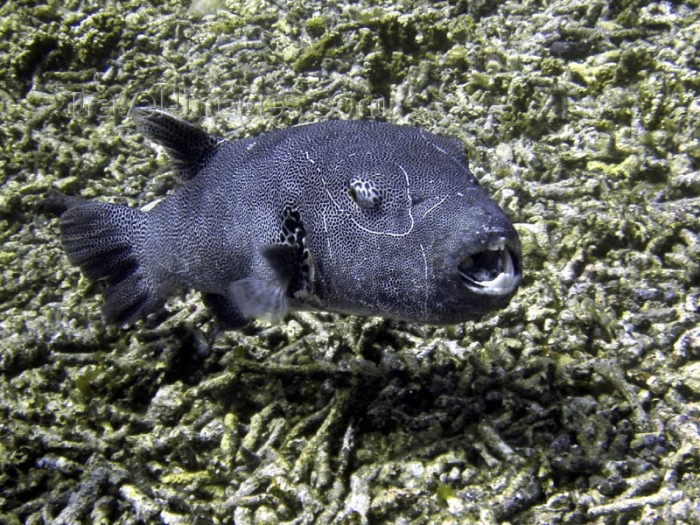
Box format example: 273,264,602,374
487,238,506,251
459,245,518,295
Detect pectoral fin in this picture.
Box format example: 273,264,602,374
227,204,315,323
226,243,301,322
261,244,299,281
202,293,248,329
227,277,288,323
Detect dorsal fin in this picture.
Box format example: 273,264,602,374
132,107,223,180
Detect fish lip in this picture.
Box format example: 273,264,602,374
458,237,521,296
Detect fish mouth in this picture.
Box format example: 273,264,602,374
458,237,521,295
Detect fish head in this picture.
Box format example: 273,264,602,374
306,124,521,324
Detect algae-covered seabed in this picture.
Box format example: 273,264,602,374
1,0,699,523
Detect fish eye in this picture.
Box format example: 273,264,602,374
348,176,382,208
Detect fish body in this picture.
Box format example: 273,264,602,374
56,110,521,328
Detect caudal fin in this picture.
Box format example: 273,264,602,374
58,197,160,326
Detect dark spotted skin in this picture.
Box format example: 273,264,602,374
55,111,521,328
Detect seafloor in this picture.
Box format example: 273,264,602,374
1,0,698,523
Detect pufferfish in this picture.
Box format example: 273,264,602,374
53,109,521,329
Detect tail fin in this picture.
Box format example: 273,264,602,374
58,197,160,326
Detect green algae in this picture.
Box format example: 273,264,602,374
1,0,699,523
292,29,343,73
292,10,453,102
304,16,327,38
